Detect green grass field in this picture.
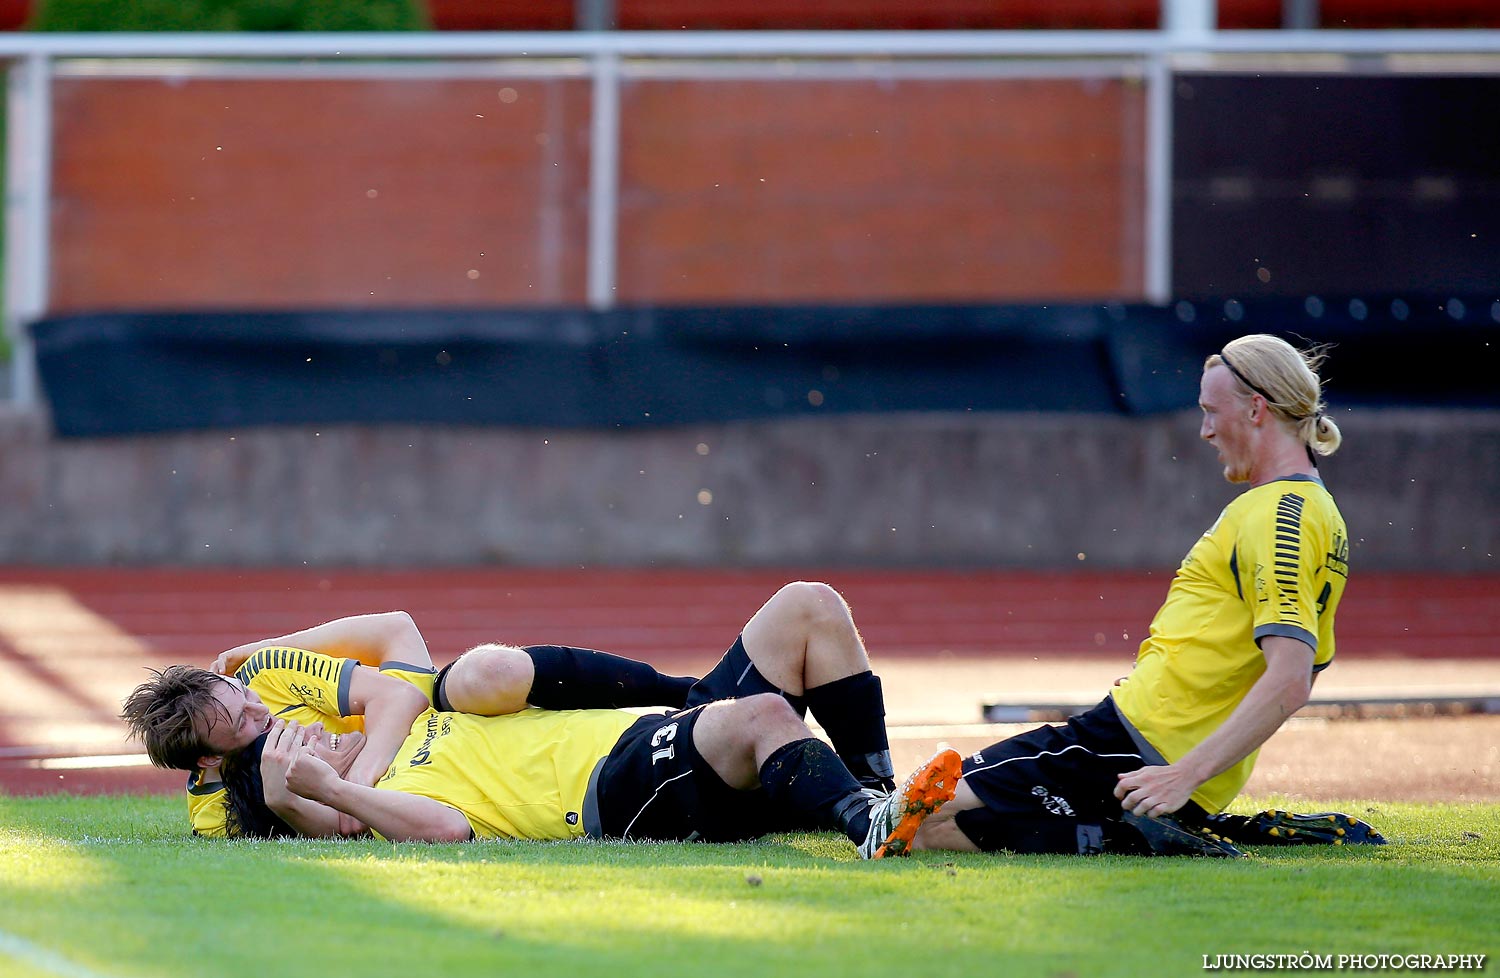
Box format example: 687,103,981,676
2,793,1495,978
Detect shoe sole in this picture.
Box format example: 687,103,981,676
1253,810,1387,846
873,748,962,858
1121,811,1246,858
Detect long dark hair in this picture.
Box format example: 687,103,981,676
220,732,297,839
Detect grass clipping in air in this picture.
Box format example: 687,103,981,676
0,794,1495,978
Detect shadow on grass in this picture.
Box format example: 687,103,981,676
2,794,1495,978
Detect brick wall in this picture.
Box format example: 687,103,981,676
48,73,1143,312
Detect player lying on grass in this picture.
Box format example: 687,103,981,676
908,334,1383,857
125,581,956,855
215,582,961,857
123,609,701,836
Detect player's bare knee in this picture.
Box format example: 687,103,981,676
444,643,532,715
736,693,807,742
694,699,771,789
697,697,787,748
773,581,848,632
741,690,799,720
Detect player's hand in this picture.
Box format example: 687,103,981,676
211,649,254,676
1114,764,1196,817
285,742,340,803
259,718,305,807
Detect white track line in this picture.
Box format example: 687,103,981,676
884,716,1331,740
888,722,1033,739
0,930,120,978
27,755,153,771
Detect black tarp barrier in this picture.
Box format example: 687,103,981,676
1173,73,1500,298
31,297,1500,437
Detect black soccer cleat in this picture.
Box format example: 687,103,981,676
1206,809,1387,847
1120,811,1246,858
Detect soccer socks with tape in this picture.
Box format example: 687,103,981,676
759,738,874,843
524,645,697,710
804,671,895,792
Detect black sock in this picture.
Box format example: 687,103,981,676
804,671,894,791
525,645,697,710
953,808,1116,855
759,738,874,844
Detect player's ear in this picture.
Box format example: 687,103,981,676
197,753,225,772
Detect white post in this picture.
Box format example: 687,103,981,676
1283,0,1320,30
1163,0,1216,38
4,52,52,408
575,0,615,31
1153,0,1214,303
586,50,620,311
1144,54,1173,305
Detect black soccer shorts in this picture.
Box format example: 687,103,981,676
586,636,812,843
683,635,806,715
953,696,1209,854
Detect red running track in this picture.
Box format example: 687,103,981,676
0,567,1494,794
2,566,1493,661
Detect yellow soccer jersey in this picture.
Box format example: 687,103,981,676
375,707,638,841
188,647,437,837
1111,475,1349,813
186,766,233,838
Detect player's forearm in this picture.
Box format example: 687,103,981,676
347,683,430,787
346,731,409,788
235,612,431,669
268,793,362,838
1173,658,1311,788
317,780,472,843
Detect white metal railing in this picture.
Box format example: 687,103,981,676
3,30,1500,58
6,28,1500,406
